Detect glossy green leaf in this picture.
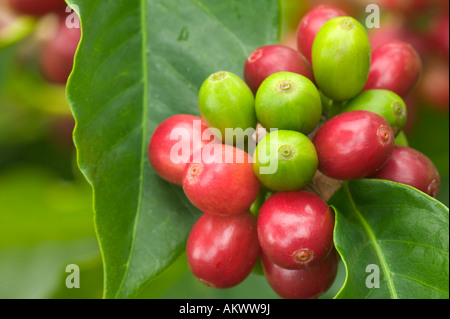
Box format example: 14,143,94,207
330,179,449,299
66,0,279,299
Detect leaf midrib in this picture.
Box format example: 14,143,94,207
112,0,149,299
83,0,278,299
343,182,398,299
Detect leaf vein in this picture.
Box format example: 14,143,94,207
151,54,199,94
113,0,149,299
190,0,248,57
379,239,449,256
392,272,449,296
354,204,449,217
83,81,142,130
343,182,398,299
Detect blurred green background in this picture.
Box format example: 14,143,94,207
0,0,448,299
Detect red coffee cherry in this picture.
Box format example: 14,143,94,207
368,25,429,58
244,45,313,94
418,59,449,112
364,41,422,98
182,144,260,215
257,191,335,270
40,18,81,85
313,110,395,180
148,114,216,185
186,211,260,289
296,5,347,63
8,0,66,16
262,249,339,299
379,0,429,15
370,146,440,198
428,13,449,58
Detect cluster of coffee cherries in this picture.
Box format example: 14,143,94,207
148,5,441,299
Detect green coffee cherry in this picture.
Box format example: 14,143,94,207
312,17,371,101
253,130,318,191
249,188,267,217
320,90,347,119
255,72,322,135
199,71,256,143
339,89,407,135
395,131,409,147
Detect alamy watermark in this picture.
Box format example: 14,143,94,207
365,264,380,289
65,5,80,29
366,4,380,29
65,264,80,289
64,3,380,29
169,120,280,174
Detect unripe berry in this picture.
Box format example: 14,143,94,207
198,71,256,144
255,72,322,135
253,130,318,191
312,17,371,101
297,5,347,63
339,89,407,136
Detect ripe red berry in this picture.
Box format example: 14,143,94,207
148,114,216,185
182,144,260,215
257,191,335,270
296,5,347,63
244,45,313,94
364,41,422,98
8,0,66,16
40,18,81,85
428,14,449,58
370,146,440,198
262,249,339,299
186,211,260,289
379,0,429,15
418,59,449,112
368,25,429,58
313,110,395,180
